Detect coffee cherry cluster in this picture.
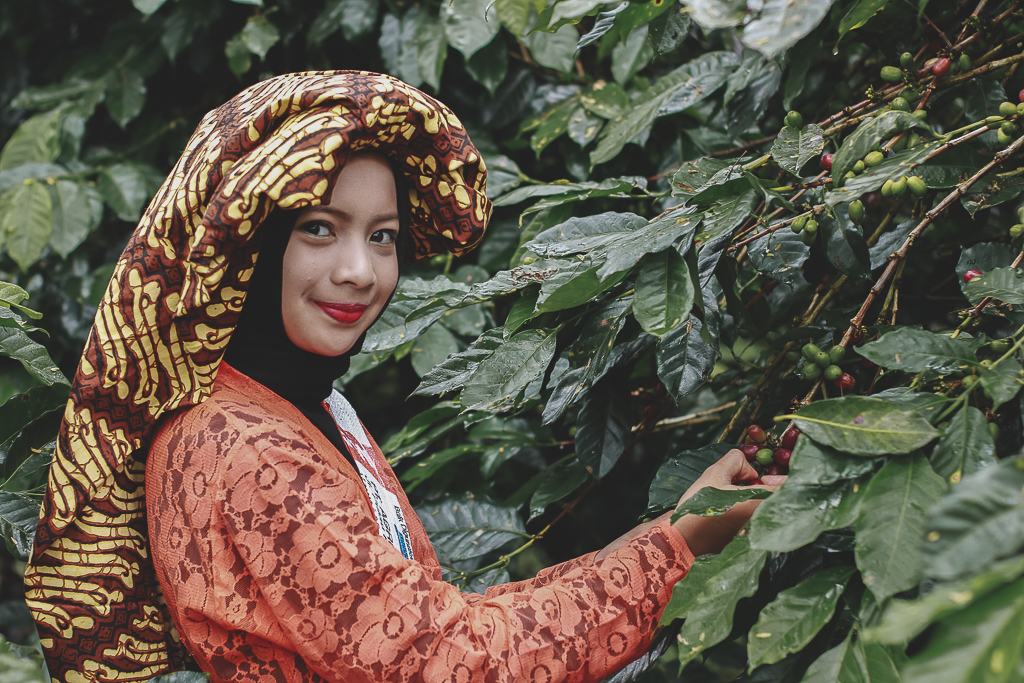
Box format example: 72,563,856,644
1010,206,1024,240
880,174,928,199
737,424,801,480
800,342,856,392
790,213,819,246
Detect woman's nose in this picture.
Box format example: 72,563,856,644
330,241,377,288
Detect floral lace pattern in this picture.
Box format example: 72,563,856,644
147,365,694,683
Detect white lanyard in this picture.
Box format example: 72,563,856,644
324,391,414,560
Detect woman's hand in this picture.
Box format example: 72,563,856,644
671,449,785,556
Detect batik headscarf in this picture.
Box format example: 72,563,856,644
24,71,491,683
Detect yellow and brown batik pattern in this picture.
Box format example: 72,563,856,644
24,71,491,683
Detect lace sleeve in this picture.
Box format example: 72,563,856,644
218,439,694,683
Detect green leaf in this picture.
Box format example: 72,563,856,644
747,566,855,669
0,109,62,171
931,406,997,485
748,227,810,283
579,81,630,119
575,380,630,478
528,458,590,520
131,0,167,14
465,37,508,96
856,453,946,601
493,0,538,37
749,477,865,552
0,491,40,560
724,58,782,136
666,535,768,664
680,0,746,29
646,444,734,515
409,323,460,378
866,554,1024,646
241,15,280,60
836,0,888,47
787,438,877,486
799,633,872,683
964,266,1024,305
225,35,252,77
633,249,693,337
530,98,577,155
415,13,448,91
611,26,652,85
0,384,68,447
790,396,939,456
0,181,53,269
958,242,1017,303
308,0,380,43
899,575,1024,683
922,456,1024,581
494,176,647,212
820,210,870,277
700,185,758,240
536,0,608,30
535,260,626,313
979,358,1024,409
442,0,500,59
832,111,931,186
380,402,463,462
596,206,699,279
672,487,771,520
0,326,68,385
105,68,147,129
772,123,825,176
401,443,481,491
461,329,557,412
826,140,941,208
656,317,716,400
146,673,210,683
566,105,604,146
857,328,977,375
576,1,628,49
49,180,103,258
416,495,527,562
363,298,445,354
742,0,833,59
523,24,579,72
97,163,155,222
591,51,739,165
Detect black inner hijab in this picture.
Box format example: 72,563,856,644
223,164,411,462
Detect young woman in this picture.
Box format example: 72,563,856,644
25,72,780,683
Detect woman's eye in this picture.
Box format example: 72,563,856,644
298,221,332,238
371,229,398,245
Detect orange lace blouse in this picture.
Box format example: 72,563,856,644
146,364,695,683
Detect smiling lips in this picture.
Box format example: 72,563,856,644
316,302,367,324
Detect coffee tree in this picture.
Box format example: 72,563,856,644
3,0,1024,681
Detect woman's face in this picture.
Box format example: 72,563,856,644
281,153,400,357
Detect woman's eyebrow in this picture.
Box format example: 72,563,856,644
310,206,400,223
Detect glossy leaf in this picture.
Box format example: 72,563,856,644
0,181,53,270
958,242,1017,303
633,249,693,337
856,453,946,601
0,109,61,171
680,0,745,29
790,396,939,456
799,632,898,683
461,329,557,412
528,458,590,520
787,438,877,486
772,123,825,176
308,0,379,43
672,487,771,520
747,566,854,669
820,210,870,277
922,456,1024,581
575,380,630,478
577,2,628,49
523,25,578,72
964,266,1024,305
442,0,500,59
647,444,733,515
527,211,646,257
493,0,535,36
595,207,699,279
363,298,445,353
0,384,68,447
105,69,147,129
749,227,810,283
409,323,460,378
0,491,39,559
867,554,1024,646
930,406,996,485
416,495,527,562
535,260,627,314
700,185,758,239
611,26,651,85
979,358,1024,409
832,111,930,185
49,180,103,258
836,0,887,46
655,318,716,401
857,328,976,375
749,477,866,552
826,140,941,208
0,326,68,386
743,0,833,58
97,163,156,222
413,329,502,397
664,534,768,664
899,575,1024,683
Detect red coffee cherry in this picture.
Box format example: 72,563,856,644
765,464,785,476
774,449,793,467
740,443,761,462
932,57,952,76
747,424,767,444
834,373,857,391
820,153,834,171
781,427,801,449
963,269,983,283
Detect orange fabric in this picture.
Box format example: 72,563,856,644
146,364,694,683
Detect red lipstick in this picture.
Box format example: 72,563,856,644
316,302,367,323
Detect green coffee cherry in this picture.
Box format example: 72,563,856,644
907,176,928,197
829,345,846,363
804,219,818,235
1017,102,1024,116
989,422,1000,440
814,350,831,369
802,362,823,380
785,110,804,128
998,129,1014,145
865,151,885,167
823,364,843,381
880,66,904,83
756,448,775,466
853,160,866,174
802,342,823,361
1001,121,1018,136
1012,224,1024,239
900,52,915,69
848,199,865,223
801,229,817,246
991,338,1012,353
1017,206,1024,223
912,109,928,120
962,375,978,389
891,176,908,196
791,215,808,233
786,350,801,362
908,132,923,147
999,101,1019,117
892,136,908,152
987,115,1004,129
881,178,894,198
959,53,971,72
891,97,910,112
844,171,857,180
